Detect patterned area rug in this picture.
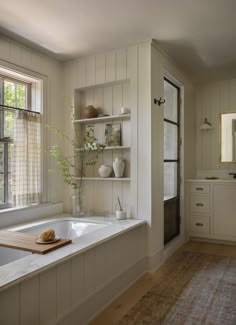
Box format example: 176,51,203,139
119,251,236,325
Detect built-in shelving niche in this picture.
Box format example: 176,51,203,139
74,79,131,216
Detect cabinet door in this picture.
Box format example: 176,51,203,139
213,185,236,237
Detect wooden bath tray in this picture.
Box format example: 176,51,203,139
0,230,72,254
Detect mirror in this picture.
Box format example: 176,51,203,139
220,112,236,162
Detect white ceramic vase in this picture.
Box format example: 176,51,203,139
98,165,112,178
113,157,125,178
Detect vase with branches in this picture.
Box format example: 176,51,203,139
47,110,105,216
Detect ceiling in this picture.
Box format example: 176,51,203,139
1,0,236,81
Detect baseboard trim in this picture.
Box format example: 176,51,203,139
146,235,186,273
190,236,236,246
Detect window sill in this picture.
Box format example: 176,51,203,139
0,204,40,214
0,202,64,228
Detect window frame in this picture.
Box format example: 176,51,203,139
0,74,35,209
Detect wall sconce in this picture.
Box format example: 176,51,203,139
200,118,213,130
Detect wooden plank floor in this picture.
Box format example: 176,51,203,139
90,240,236,325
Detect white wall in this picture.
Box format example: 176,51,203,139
63,45,147,218
149,42,195,264
0,36,64,209
63,41,196,264
0,35,196,261
196,79,236,175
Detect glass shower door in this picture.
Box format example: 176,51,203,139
164,78,180,245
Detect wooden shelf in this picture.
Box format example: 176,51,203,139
75,79,128,91
75,146,130,151
104,146,130,150
74,113,130,124
75,177,130,181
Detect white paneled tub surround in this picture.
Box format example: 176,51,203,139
0,214,146,325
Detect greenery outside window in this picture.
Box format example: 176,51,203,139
0,74,41,210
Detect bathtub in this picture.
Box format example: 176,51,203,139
0,217,107,267
13,217,108,239
0,214,145,325
0,247,31,267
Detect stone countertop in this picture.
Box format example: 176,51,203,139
0,214,146,291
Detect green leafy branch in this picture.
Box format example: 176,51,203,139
47,121,106,196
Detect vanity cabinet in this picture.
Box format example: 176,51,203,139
187,180,236,242
188,182,211,236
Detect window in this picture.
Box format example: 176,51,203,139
0,73,41,209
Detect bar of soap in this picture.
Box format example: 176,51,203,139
38,229,55,241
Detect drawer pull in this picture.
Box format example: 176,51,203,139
195,223,203,227
196,203,204,206
196,187,204,191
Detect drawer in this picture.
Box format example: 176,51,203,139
190,195,210,214
190,217,209,234
190,184,210,194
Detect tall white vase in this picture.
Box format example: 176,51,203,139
70,188,81,216
113,157,125,178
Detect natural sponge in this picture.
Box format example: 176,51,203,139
38,229,55,241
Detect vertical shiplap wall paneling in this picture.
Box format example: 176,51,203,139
219,80,229,170
84,249,97,298
121,79,131,181
150,46,164,253
71,253,85,306
102,85,113,212
39,268,57,325
210,83,220,170
63,60,78,211
137,44,151,220
196,79,236,172
196,78,236,174
105,52,116,82
95,243,106,290
9,42,21,65
202,86,210,169
0,36,64,207
206,84,213,169
57,260,72,318
63,45,140,216
95,54,106,84
77,58,87,88
86,56,96,86
116,49,127,81
195,86,202,171
0,285,19,325
112,83,124,212
20,277,40,325
0,37,10,59
127,46,138,218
